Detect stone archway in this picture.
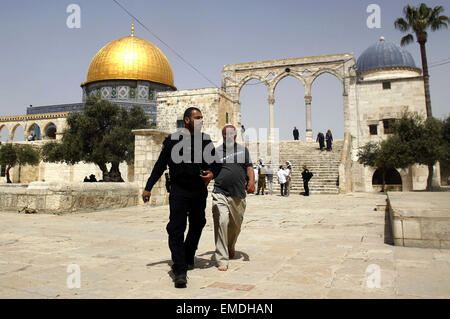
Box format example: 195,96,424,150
222,53,356,141
27,123,41,140
0,124,9,142
372,168,403,191
43,122,57,139
11,123,25,141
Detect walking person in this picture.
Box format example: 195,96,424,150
277,165,288,196
316,132,325,151
266,164,274,195
285,161,292,196
326,129,333,151
301,165,313,196
293,127,299,140
142,107,219,288
256,159,267,195
211,124,255,271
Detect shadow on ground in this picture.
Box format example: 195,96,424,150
146,250,251,270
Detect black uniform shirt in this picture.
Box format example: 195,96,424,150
145,131,219,191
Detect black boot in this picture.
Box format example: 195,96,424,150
174,272,187,288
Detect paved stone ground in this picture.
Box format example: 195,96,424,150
1,192,449,299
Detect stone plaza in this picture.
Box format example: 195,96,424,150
1,192,449,299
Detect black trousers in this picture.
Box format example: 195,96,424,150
303,181,309,196
280,183,286,196
167,184,207,274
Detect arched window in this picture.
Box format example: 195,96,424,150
45,123,57,139
27,124,41,141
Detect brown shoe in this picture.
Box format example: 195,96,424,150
229,248,235,259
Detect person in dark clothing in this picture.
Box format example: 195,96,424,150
142,107,219,288
316,132,325,151
326,129,333,151
301,165,313,196
293,127,299,140
89,174,97,182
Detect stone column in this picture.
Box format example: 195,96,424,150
268,95,275,142
305,95,312,141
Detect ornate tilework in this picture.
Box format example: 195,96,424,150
138,85,149,99
101,87,112,99
118,86,129,99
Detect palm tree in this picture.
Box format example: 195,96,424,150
394,3,449,118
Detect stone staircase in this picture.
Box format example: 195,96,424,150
271,140,344,194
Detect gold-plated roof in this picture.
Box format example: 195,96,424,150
85,35,174,88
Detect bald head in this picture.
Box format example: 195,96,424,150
222,124,237,145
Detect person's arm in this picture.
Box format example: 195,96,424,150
142,137,171,202
200,135,217,186
246,166,255,194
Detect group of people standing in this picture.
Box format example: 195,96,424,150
293,126,333,153
316,130,333,151
254,160,312,197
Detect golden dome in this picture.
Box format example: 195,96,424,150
84,35,175,88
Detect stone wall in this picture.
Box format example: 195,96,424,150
156,88,236,143
0,182,139,214
388,192,450,249
3,161,132,184
133,129,170,206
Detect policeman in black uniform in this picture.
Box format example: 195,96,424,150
142,107,220,288
301,165,312,196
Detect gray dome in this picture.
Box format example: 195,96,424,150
356,37,418,73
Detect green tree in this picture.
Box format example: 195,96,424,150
442,116,450,167
394,113,447,190
441,116,450,184
394,3,449,118
42,97,150,182
359,113,448,192
358,135,412,192
0,143,40,183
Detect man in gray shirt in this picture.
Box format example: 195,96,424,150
212,124,255,271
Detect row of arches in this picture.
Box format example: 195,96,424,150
0,122,57,142
234,67,344,98
239,72,344,140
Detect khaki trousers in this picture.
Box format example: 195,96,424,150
257,175,266,194
211,193,246,267
286,178,291,196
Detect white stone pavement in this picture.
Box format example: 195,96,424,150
0,192,449,299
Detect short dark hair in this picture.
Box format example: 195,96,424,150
183,107,202,120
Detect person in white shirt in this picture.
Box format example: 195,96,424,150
277,165,288,196
284,161,292,196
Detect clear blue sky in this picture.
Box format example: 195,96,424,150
0,0,449,141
